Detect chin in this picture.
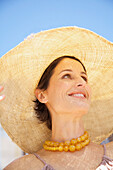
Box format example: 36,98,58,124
68,104,90,114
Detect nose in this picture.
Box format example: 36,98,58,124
77,83,84,87
75,77,86,87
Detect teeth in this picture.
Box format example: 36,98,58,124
72,94,84,97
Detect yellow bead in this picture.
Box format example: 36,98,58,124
49,147,52,151
77,137,82,143
81,142,86,148
43,144,48,150
84,133,88,140
54,142,59,147
85,139,90,145
49,141,54,146
45,140,51,146
75,143,82,151
47,146,51,151
64,140,70,146
85,131,88,134
71,138,77,145
80,135,85,141
55,147,59,151
51,147,56,151
59,146,64,152
69,145,76,152
59,142,64,146
64,146,69,152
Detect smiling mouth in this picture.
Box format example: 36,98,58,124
68,93,87,99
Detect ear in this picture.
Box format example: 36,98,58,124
35,89,48,103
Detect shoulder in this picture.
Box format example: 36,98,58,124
105,141,113,158
3,153,45,170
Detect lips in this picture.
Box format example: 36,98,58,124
68,90,87,99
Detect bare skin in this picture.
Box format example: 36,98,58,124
1,59,113,169
36,59,91,142
3,142,113,170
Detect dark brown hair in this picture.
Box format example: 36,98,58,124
33,56,86,130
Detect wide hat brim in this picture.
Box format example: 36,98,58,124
0,26,113,153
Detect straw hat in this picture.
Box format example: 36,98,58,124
0,26,113,153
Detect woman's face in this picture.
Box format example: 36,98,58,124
45,58,91,117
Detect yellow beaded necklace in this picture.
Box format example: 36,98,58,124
43,131,90,152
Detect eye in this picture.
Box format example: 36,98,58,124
81,76,88,82
62,74,72,79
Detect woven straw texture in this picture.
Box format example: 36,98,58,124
0,26,113,153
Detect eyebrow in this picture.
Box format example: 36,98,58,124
81,71,87,75
59,69,72,74
59,69,87,75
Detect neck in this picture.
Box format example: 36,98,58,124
51,114,84,142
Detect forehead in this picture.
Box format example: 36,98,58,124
54,58,85,73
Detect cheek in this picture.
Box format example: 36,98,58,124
55,81,71,96
57,81,70,88
47,81,70,101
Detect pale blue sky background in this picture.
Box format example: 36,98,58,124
0,0,113,57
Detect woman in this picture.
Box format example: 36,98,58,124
0,26,113,170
